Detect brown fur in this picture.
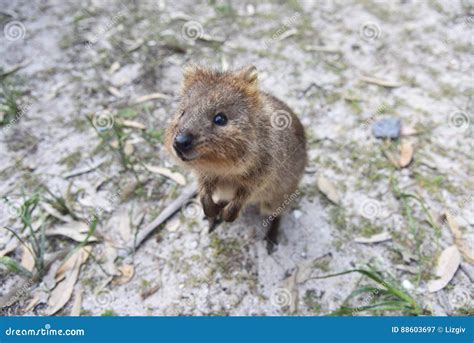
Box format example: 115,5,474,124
165,65,307,227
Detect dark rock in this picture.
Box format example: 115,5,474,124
372,117,401,139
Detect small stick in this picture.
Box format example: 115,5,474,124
63,157,108,179
133,183,197,250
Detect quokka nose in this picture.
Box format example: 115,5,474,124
173,133,194,153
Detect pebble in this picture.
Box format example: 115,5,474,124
372,117,401,139
402,279,414,290
293,210,303,219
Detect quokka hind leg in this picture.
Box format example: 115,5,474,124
207,214,222,233
206,201,228,233
265,215,280,255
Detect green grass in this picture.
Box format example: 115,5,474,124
303,290,322,314
1,193,44,276
310,266,424,316
0,79,21,126
101,309,117,316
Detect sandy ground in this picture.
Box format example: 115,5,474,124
0,0,473,316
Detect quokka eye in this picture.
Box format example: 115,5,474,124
213,113,228,126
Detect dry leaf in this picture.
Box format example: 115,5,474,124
56,246,91,282
121,119,146,130
354,232,392,244
360,76,402,88
281,273,298,314
24,293,41,312
145,164,186,186
124,141,134,156
141,283,161,300
165,218,180,232
41,202,72,222
427,245,461,292
107,86,123,98
445,212,474,264
109,61,120,73
198,34,225,43
395,264,419,274
399,141,414,168
70,288,83,316
102,242,119,277
295,254,332,283
0,238,18,257
46,261,81,315
133,92,170,104
47,247,90,316
278,28,297,41
46,221,98,243
317,175,341,205
118,213,133,242
112,264,135,285
21,244,35,273
401,125,417,136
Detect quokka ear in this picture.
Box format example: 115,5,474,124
183,63,201,80
237,65,258,85
182,63,207,89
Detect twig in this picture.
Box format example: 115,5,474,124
62,157,108,179
132,183,197,250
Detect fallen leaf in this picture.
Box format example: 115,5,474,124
46,221,98,243
118,213,133,242
107,86,123,98
395,264,419,274
41,202,72,222
281,273,298,314
399,141,414,168
47,247,90,316
70,288,83,316
24,293,41,313
295,253,332,283
112,264,135,285
56,246,91,282
382,146,401,168
317,175,341,205
102,242,119,277
165,218,180,232
141,283,161,300
121,119,146,130
360,76,402,88
21,244,35,273
109,61,120,74
445,212,474,264
278,28,297,41
198,34,225,43
427,245,461,292
144,164,186,186
0,238,18,257
401,125,417,136
124,141,134,156
133,92,170,104
354,232,392,244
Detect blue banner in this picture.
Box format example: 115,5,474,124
0,316,472,343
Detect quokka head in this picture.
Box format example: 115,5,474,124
165,65,263,173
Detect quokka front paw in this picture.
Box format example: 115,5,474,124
200,193,220,218
222,202,241,222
